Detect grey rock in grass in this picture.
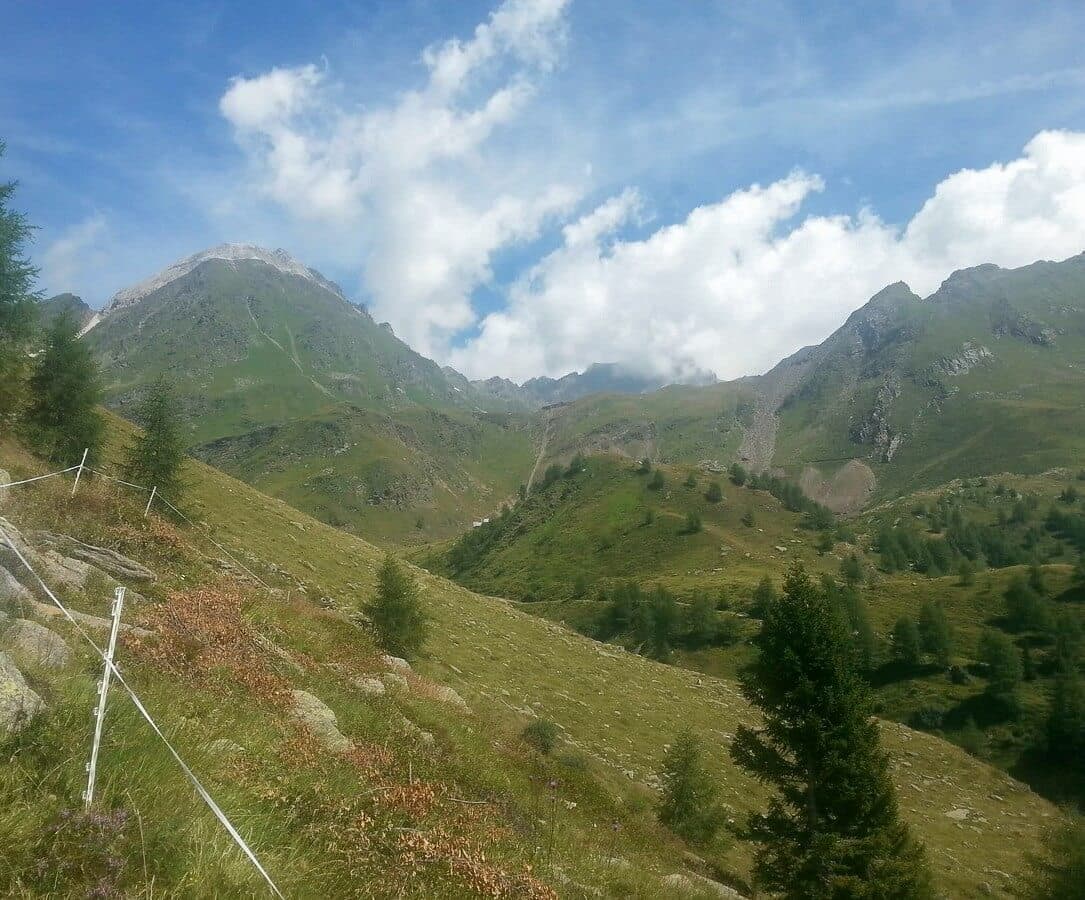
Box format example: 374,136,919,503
4,619,72,670
380,654,411,673
290,689,352,752
661,872,747,898
381,672,409,692
354,677,386,696
0,651,44,737
30,532,156,582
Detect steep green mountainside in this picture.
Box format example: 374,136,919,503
541,253,1085,509
540,383,755,470
84,249,537,543
0,420,1060,897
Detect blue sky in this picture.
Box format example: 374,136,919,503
4,0,1085,381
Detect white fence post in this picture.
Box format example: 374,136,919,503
70,448,89,498
144,486,157,518
85,585,125,810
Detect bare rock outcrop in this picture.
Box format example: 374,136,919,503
3,619,72,670
30,532,156,582
0,651,44,736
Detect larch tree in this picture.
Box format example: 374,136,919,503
123,376,187,502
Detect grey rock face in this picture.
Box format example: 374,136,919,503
30,532,157,582
936,342,994,376
289,689,352,752
0,651,44,737
4,619,72,670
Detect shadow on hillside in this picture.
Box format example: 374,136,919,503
869,660,943,687
942,693,1018,730
1011,744,1085,809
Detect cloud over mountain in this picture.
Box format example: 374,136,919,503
219,0,578,360
219,0,1085,383
452,129,1085,381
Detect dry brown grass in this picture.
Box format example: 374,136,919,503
126,586,290,704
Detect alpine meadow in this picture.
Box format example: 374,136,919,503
4,2,1085,898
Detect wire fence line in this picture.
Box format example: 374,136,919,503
0,464,82,489
0,521,285,897
0,458,286,896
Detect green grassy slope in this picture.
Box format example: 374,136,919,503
423,455,1085,804
422,456,838,604
0,420,1060,897
542,383,755,468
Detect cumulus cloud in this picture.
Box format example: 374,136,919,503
38,214,111,298
219,0,577,358
450,129,1085,381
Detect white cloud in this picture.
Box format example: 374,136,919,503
38,214,110,297
219,0,576,358
450,130,1085,381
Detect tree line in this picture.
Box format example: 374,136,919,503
0,143,185,504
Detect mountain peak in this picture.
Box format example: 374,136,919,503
105,243,347,314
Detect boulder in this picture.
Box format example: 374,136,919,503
289,689,352,752
380,654,411,673
400,717,435,747
354,677,386,696
661,873,746,898
30,532,157,582
4,619,72,669
33,550,97,593
431,684,469,711
0,651,44,737
29,600,152,639
0,564,33,614
381,672,408,692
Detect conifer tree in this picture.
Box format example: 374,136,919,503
657,730,725,846
749,575,777,619
978,629,1022,708
704,481,723,503
731,564,933,898
840,554,863,587
24,312,103,465
891,616,922,668
917,601,953,667
123,376,186,501
1046,664,1085,771
364,555,428,660
0,141,40,421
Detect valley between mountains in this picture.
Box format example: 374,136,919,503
4,241,1084,897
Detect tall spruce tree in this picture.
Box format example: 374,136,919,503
657,730,725,846
917,601,953,667
24,312,103,465
123,376,186,501
731,563,933,898
364,555,428,660
0,141,40,420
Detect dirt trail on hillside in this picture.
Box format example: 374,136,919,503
525,413,553,493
